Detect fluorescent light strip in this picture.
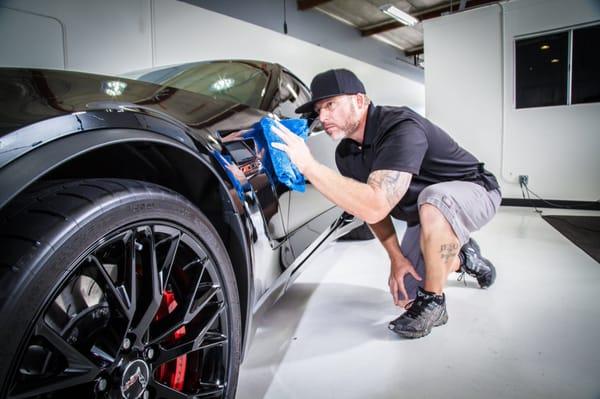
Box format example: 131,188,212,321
379,4,419,26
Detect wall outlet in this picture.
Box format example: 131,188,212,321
518,175,529,186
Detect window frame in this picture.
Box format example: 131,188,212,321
571,24,600,105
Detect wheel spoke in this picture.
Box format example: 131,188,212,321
194,331,228,351
148,380,190,399
183,281,217,326
150,257,219,345
151,284,218,345
88,255,132,321
131,227,163,342
158,231,181,289
125,230,138,324
10,321,102,397
154,304,225,366
8,376,92,399
36,320,100,375
194,382,226,398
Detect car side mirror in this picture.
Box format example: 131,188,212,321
308,117,324,136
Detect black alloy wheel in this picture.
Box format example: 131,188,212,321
0,179,241,399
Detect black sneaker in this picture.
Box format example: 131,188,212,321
458,238,496,288
388,287,448,339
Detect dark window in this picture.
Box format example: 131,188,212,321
572,25,600,104
515,32,568,108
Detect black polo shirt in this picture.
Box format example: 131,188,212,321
335,104,500,226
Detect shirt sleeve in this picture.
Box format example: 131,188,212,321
370,120,428,175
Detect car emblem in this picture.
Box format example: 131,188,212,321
120,359,150,399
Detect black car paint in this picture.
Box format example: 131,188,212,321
0,63,342,360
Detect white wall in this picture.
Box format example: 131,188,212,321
0,7,65,69
424,5,503,186
0,0,153,74
0,0,424,113
425,0,600,201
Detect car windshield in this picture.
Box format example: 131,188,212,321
123,61,269,109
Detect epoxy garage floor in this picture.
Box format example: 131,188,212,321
237,207,600,399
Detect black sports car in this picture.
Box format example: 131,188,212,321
0,60,362,398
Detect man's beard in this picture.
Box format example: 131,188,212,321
329,117,359,140
330,104,360,140
328,128,347,141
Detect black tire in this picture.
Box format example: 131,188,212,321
337,222,375,241
0,179,241,398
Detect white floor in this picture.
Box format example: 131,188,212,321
237,207,600,399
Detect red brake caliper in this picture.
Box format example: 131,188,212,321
155,290,187,391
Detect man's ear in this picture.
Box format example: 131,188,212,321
356,93,367,109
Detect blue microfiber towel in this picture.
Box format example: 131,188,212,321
211,150,247,202
247,117,309,192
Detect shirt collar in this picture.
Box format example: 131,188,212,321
362,103,378,147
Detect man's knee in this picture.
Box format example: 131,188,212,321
418,203,446,230
418,185,458,233
418,203,459,247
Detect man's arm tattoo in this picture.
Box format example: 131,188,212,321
367,170,412,208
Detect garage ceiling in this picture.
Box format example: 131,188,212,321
298,0,502,61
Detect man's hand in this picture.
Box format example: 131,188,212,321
388,256,422,306
270,120,316,175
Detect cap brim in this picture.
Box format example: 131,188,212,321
294,94,338,114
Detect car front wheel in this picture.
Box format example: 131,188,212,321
0,179,241,399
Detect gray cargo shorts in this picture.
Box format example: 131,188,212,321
399,181,501,300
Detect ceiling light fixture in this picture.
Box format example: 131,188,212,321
540,44,550,50
379,4,419,27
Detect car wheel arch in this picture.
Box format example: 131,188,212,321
0,128,254,352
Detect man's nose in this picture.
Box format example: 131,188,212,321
318,110,328,122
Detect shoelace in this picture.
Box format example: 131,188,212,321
457,270,467,286
457,250,468,285
404,297,430,319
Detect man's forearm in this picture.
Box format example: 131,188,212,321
368,215,406,261
303,161,386,224
270,121,410,224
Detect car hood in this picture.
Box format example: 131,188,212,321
0,67,267,140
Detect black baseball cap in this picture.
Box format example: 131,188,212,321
295,69,366,114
